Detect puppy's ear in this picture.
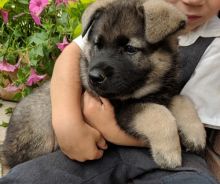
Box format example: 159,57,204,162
141,0,187,44
81,0,116,37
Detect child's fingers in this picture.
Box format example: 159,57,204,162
99,97,114,111
85,146,104,161
99,97,110,105
93,149,104,160
97,137,108,150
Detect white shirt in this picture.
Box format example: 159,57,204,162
74,35,84,49
74,16,220,129
179,16,220,129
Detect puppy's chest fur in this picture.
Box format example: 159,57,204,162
111,81,180,136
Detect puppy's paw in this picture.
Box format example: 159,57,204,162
152,146,182,169
180,123,206,152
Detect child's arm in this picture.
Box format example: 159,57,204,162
50,42,107,162
82,91,148,147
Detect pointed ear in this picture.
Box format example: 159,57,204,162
141,0,187,44
81,0,116,37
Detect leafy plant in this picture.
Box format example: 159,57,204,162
0,0,94,101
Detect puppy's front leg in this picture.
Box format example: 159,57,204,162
170,95,206,152
132,103,181,168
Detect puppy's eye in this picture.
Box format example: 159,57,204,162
94,41,102,49
94,36,104,49
124,45,138,54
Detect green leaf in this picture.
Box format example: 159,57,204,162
13,29,23,38
21,87,32,97
35,45,44,57
5,107,14,114
29,45,46,65
28,32,48,45
5,54,18,64
81,0,95,4
73,23,82,38
17,0,29,5
0,103,3,108
30,58,39,66
0,121,9,128
0,0,9,8
13,92,22,101
16,66,30,84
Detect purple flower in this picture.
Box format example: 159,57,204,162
29,0,48,25
56,36,69,51
0,9,8,24
0,60,19,72
26,68,46,86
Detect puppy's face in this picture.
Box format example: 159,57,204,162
80,0,186,100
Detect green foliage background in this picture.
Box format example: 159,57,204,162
0,0,94,100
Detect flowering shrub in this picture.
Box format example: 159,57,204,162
0,0,94,101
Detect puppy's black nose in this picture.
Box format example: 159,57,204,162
89,68,106,85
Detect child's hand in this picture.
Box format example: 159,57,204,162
54,120,108,162
82,91,147,147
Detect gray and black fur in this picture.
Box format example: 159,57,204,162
2,0,206,169
80,0,181,129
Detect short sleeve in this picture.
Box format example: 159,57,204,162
73,35,84,50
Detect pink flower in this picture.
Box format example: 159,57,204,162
29,0,48,25
56,37,69,51
30,13,41,25
0,10,8,24
26,68,46,86
55,0,68,6
29,0,48,15
4,84,21,92
0,60,19,72
55,0,76,6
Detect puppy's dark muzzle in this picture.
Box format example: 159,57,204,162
89,68,107,85
88,63,113,91
87,53,148,98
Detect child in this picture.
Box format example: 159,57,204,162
0,0,220,183
51,0,220,160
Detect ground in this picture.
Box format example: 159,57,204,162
0,100,17,177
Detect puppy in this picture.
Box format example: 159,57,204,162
2,0,206,169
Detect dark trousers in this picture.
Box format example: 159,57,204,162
0,145,218,184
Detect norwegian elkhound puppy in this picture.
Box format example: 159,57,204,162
2,0,206,169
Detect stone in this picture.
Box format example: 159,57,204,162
0,100,17,145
